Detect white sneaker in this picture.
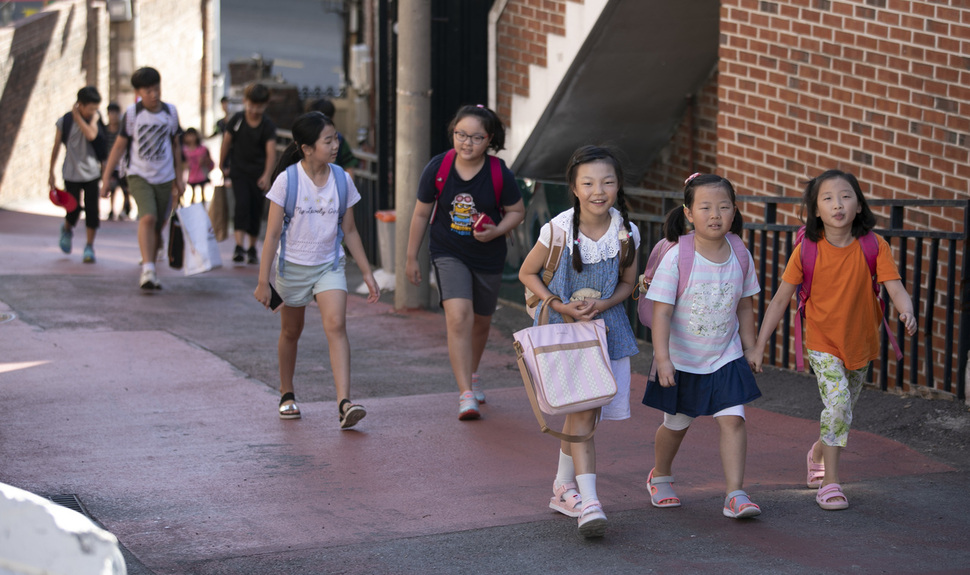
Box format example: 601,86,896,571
139,269,160,290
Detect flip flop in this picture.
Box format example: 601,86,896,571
816,483,849,510
807,442,825,488
647,468,681,508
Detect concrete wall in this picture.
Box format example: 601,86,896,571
0,0,217,208
0,0,109,207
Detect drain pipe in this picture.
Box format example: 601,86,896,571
488,0,510,110
686,93,696,174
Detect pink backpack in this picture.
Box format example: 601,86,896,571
793,228,902,371
635,232,749,329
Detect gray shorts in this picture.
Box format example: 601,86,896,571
431,256,502,316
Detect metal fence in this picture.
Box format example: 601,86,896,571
523,181,968,401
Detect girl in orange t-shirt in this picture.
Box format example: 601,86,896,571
747,169,917,511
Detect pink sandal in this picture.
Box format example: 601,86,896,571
806,443,825,488
647,468,681,508
577,500,607,538
816,483,849,510
549,482,583,518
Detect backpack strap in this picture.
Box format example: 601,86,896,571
430,149,457,224
726,232,750,280
524,224,567,310
489,155,504,215
859,232,903,362
676,234,695,298
794,229,816,372
60,112,74,147
331,164,348,271
278,163,300,278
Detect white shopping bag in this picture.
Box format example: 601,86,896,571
176,202,223,276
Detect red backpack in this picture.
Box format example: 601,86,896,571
793,228,902,371
429,149,504,223
634,232,749,329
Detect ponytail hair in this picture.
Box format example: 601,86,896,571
271,111,336,180
564,145,636,273
663,172,744,242
447,104,506,153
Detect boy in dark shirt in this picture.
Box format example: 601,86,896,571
219,83,276,264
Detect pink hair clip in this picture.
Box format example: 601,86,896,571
476,104,485,108
685,172,701,185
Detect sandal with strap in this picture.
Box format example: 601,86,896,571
647,468,681,508
549,481,583,517
577,500,607,538
723,490,761,519
278,392,301,420
816,483,849,510
807,442,825,488
339,399,366,429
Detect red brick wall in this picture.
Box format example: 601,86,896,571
639,68,721,192
719,0,969,394
495,0,579,125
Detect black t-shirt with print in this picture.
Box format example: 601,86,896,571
417,151,520,273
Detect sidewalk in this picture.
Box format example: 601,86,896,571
0,206,968,574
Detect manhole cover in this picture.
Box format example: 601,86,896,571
0,312,14,324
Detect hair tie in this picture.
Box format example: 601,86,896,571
683,203,688,209
685,172,701,185
476,104,485,108
573,238,580,245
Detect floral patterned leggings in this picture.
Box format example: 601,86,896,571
808,350,869,448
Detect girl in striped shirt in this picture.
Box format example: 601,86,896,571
643,173,763,519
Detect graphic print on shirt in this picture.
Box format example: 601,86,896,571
137,122,172,163
296,191,338,217
450,194,476,236
688,281,735,337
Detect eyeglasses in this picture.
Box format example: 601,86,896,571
453,131,487,145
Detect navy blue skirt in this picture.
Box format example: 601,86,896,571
642,356,761,417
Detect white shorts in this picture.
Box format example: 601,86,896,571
663,404,746,431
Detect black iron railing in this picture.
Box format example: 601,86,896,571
522,182,968,401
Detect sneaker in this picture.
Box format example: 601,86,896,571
458,390,480,420
549,481,583,517
471,372,486,403
247,246,258,265
139,268,159,290
59,225,72,254
82,245,95,263
339,399,366,429
232,245,245,263
577,500,608,538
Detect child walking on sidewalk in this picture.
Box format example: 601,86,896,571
254,111,380,428
519,145,640,538
181,128,214,207
642,173,763,519
747,169,917,510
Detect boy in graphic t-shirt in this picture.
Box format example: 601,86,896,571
100,67,185,290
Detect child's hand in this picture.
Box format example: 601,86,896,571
254,283,271,308
744,346,764,374
363,273,380,303
558,299,598,322
257,173,271,191
405,257,421,286
472,223,499,243
656,359,676,387
899,312,917,336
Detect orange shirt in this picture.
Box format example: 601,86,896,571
782,234,901,370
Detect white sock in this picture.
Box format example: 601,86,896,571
555,451,575,487
143,262,156,273
576,473,598,505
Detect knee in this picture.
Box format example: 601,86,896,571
716,415,746,433
322,316,347,336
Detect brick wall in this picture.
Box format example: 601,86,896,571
719,0,970,394
494,0,578,126
0,0,109,207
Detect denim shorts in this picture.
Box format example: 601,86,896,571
275,257,347,307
